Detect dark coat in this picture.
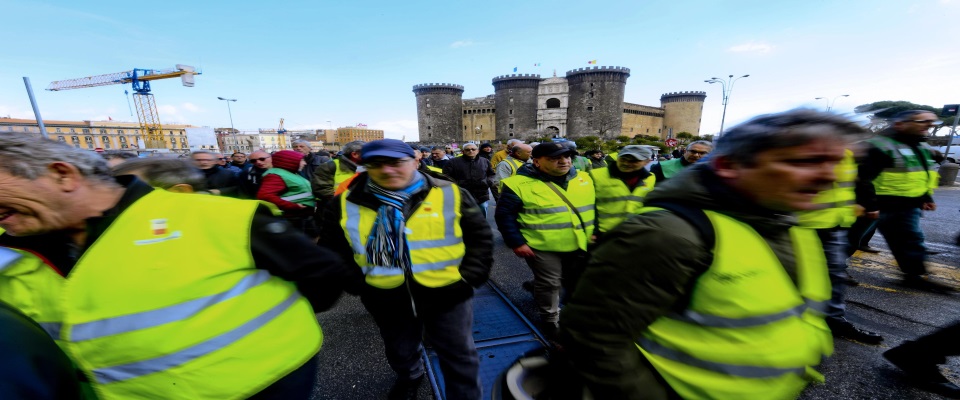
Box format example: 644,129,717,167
558,163,803,399
442,156,495,203
202,166,241,197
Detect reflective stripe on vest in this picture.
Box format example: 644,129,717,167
0,247,22,270
591,167,656,232
637,210,832,399
869,136,938,198
501,171,596,252
61,190,321,399
341,182,466,289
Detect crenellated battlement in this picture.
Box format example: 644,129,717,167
412,83,465,93
492,74,541,83
661,91,707,97
565,66,631,77
660,91,707,104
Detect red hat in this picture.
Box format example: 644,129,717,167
271,150,303,172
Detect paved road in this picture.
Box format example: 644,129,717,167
313,185,960,399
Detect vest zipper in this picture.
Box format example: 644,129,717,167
403,265,417,318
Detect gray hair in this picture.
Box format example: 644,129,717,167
506,139,522,148
686,140,713,150
291,139,312,148
101,150,139,161
112,158,207,190
190,150,216,157
341,140,365,154
892,110,935,122
713,109,867,166
0,135,113,183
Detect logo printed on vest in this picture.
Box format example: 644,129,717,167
151,219,167,235
135,218,182,245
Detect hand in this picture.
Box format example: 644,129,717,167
209,189,221,196
589,235,597,243
853,204,865,218
922,202,937,211
296,204,308,209
512,244,535,258
865,211,879,219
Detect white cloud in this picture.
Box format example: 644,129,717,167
0,105,34,119
728,41,774,54
181,102,201,112
450,40,475,49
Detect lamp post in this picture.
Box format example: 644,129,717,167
704,74,750,138
475,127,481,143
217,97,237,133
814,94,849,112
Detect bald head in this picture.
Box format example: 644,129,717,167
511,144,533,161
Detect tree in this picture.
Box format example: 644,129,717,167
675,131,694,145
855,101,957,135
575,135,603,151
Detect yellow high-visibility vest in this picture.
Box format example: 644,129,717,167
60,190,321,399
0,246,65,341
501,171,596,252
590,167,656,233
870,136,939,198
340,182,466,289
638,210,832,399
798,149,858,229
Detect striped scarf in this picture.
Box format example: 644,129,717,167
365,173,426,271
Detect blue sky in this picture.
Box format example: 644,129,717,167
2,0,958,141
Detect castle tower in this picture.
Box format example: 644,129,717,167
492,74,540,141
565,66,630,139
413,83,464,144
660,91,707,139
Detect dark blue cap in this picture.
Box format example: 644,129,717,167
361,139,416,162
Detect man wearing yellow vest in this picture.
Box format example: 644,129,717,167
0,136,354,399
319,139,493,400
849,110,950,293
590,145,656,238
495,142,595,340
493,142,532,190
312,140,364,210
556,109,865,399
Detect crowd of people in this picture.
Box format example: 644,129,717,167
0,108,958,399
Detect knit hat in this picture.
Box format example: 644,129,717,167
271,150,304,172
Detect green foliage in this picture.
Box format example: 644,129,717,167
575,136,603,151
676,132,694,140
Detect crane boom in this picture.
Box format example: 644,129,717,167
46,65,198,91
46,65,199,151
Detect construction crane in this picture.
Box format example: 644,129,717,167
278,118,287,134
47,65,200,150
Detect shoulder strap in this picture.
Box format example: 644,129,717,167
645,202,715,252
544,182,588,234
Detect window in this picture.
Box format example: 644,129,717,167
509,109,513,115
55,128,62,133
99,129,107,134
101,136,109,145
82,128,90,134
509,124,514,129
427,126,431,130
119,136,127,143
57,136,65,142
587,106,594,111
546,98,561,108
118,130,124,134
589,92,594,98
70,128,76,133
509,133,514,137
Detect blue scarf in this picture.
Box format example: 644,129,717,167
365,173,426,272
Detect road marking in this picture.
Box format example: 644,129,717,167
849,250,960,286
855,283,902,293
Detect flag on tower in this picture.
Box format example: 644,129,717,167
513,67,518,72
587,60,597,64
534,63,541,66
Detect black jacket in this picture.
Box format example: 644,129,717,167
300,151,330,180
0,299,81,399
202,166,241,197
319,172,493,310
442,156,495,203
558,164,802,399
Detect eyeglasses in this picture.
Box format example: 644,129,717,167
908,119,941,125
194,158,217,162
218,158,227,160
463,148,478,151
687,150,709,156
364,158,412,169
251,157,270,162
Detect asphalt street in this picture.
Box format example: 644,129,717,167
312,183,960,400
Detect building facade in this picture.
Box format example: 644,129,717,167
0,118,192,153
413,66,706,143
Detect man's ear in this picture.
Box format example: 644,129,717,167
47,162,85,192
710,156,741,179
166,184,195,194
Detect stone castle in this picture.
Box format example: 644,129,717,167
413,66,706,144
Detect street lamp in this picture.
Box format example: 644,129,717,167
814,94,849,112
704,74,750,138
475,126,481,142
217,97,237,133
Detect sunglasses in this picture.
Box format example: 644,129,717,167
908,119,941,125
364,158,412,169
251,157,270,162
687,150,709,155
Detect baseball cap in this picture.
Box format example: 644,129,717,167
618,145,653,161
532,142,577,158
361,139,415,161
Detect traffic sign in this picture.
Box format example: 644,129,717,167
665,138,678,147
